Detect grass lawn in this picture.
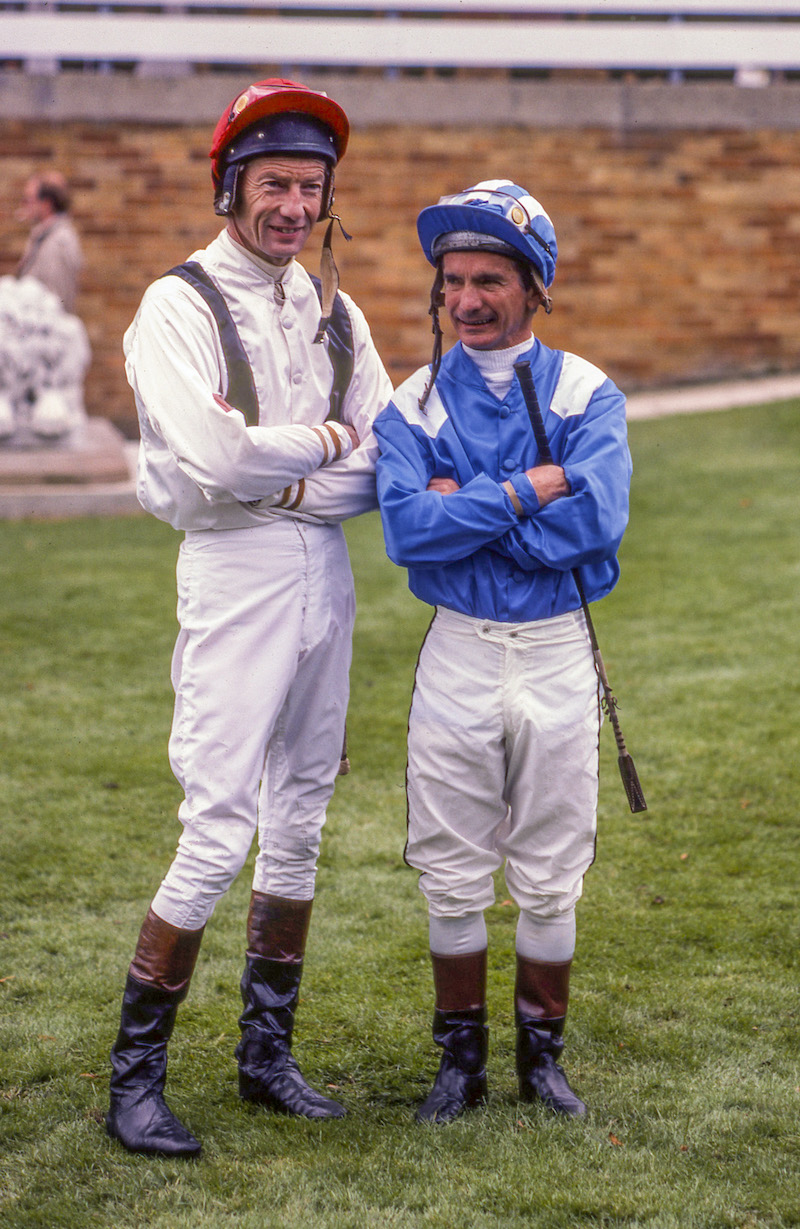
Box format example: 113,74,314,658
1,399,799,1228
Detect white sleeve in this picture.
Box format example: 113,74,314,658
124,285,352,505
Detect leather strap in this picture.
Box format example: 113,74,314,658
163,262,354,427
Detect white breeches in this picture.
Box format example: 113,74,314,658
406,606,601,922
152,519,355,930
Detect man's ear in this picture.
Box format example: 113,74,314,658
530,280,554,315
527,287,544,315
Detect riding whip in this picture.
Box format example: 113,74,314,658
513,360,647,813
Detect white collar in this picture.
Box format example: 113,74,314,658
462,334,534,373
221,228,294,284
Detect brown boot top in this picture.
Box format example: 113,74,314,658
246,892,313,962
129,907,204,993
430,949,488,1012
515,955,571,1021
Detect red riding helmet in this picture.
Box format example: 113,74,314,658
209,79,350,218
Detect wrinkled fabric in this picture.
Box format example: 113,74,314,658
405,606,601,920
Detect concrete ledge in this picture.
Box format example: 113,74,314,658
0,479,141,520
0,417,131,486
2,72,800,130
0,418,141,519
2,374,797,518
626,372,800,419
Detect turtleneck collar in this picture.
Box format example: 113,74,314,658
462,334,535,371
462,335,535,399
222,228,294,284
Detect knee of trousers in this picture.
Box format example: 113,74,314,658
503,871,587,919
502,817,597,915
155,814,258,920
416,869,498,919
406,823,503,919
253,818,324,896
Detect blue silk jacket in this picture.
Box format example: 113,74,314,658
374,338,632,623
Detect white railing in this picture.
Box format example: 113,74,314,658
5,2,800,12
1,2,798,77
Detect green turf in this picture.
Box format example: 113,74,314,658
1,400,799,1227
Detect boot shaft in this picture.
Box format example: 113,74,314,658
514,954,570,1068
110,911,204,1093
514,954,571,1022
110,974,184,1093
238,894,310,1049
246,892,313,962
513,956,586,1116
432,1005,489,1075
430,949,487,1012
129,907,204,994
238,953,303,1045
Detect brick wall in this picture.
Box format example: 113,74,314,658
2,110,799,435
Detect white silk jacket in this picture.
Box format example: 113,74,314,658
124,228,393,531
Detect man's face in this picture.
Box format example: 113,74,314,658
230,155,326,264
442,250,541,350
19,178,49,226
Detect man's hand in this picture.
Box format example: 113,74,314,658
427,477,460,495
524,463,570,507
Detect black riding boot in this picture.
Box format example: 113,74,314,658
515,955,587,1118
235,892,345,1119
416,949,488,1124
107,909,204,1156
236,954,345,1118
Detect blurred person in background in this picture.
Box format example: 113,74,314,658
17,171,83,313
0,172,88,440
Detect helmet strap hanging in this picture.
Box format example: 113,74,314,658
418,263,444,414
529,264,553,315
313,213,352,344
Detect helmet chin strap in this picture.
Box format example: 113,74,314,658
313,213,351,344
227,201,351,343
418,264,444,414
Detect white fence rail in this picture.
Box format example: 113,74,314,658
1,3,799,77
5,2,800,12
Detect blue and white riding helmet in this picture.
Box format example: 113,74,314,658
417,179,558,303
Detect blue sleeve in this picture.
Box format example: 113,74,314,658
374,404,521,568
496,381,631,572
